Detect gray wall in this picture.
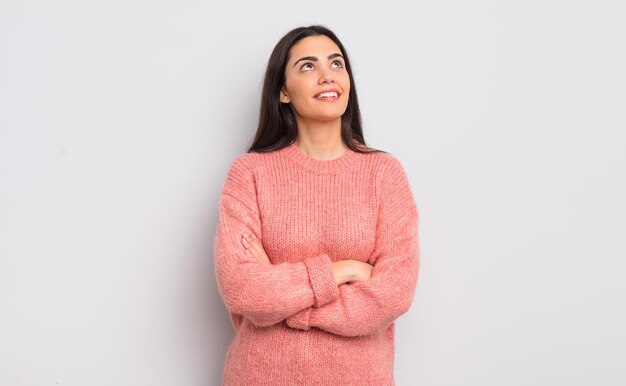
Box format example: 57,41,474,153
1,1,624,385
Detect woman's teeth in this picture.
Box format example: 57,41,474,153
317,92,338,98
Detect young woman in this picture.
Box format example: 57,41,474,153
214,25,420,385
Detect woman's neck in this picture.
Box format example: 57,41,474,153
293,118,346,161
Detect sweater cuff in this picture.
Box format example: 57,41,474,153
286,307,312,330
304,253,340,307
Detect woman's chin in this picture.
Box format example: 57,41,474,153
309,109,348,122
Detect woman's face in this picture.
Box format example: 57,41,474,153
280,35,350,124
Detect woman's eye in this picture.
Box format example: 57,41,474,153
332,60,344,68
301,63,314,71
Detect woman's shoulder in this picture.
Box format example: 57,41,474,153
228,151,261,171
223,148,283,186
363,148,414,197
228,147,282,172
221,151,265,198
359,147,407,176
366,149,418,217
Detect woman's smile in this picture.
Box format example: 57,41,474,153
314,89,341,101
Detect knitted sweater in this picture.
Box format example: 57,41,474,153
213,141,420,386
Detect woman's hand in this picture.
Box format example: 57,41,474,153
332,260,374,285
241,231,271,264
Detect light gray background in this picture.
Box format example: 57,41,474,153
1,1,625,385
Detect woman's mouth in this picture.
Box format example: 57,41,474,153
315,91,340,101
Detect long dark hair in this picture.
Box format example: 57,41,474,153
247,25,383,155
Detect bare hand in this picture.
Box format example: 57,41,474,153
349,260,374,283
241,231,271,264
332,260,374,285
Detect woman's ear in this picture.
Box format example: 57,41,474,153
280,87,290,104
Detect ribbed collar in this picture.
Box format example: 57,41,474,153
281,142,360,174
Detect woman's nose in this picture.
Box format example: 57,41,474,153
318,68,334,84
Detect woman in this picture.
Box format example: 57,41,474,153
214,25,420,385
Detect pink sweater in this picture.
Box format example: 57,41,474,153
214,142,420,385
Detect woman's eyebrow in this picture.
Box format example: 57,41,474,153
292,53,344,68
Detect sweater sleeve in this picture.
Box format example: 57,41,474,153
214,155,340,328
285,157,420,337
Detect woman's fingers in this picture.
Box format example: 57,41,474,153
246,232,263,255
241,232,256,258
241,231,271,264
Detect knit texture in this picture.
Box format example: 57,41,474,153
214,142,420,385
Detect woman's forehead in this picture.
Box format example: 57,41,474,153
288,35,341,60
